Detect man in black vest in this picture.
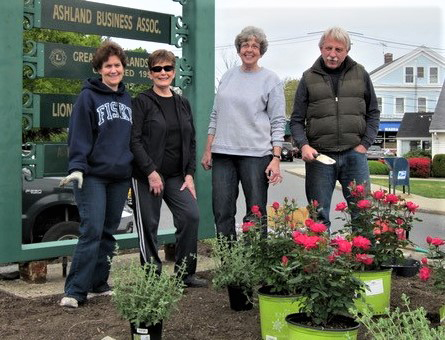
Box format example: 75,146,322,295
290,26,380,229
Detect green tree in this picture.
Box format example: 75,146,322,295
283,77,299,119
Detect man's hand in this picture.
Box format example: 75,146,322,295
265,157,282,185
301,145,318,162
180,174,197,199
148,171,163,196
59,171,83,189
201,150,212,170
354,144,367,154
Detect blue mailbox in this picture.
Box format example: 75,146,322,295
384,157,410,194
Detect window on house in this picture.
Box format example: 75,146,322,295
430,67,438,83
405,67,414,83
395,98,404,114
418,98,426,112
377,97,382,113
417,67,424,78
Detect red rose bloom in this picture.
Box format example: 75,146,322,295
281,255,288,266
372,190,385,200
335,202,348,211
272,202,280,211
395,218,404,225
373,227,382,235
419,267,431,281
352,236,371,250
421,257,428,265
312,200,319,208
309,222,327,234
395,228,406,240
336,240,352,254
355,254,373,265
305,218,315,227
357,199,372,209
385,194,399,204
242,221,255,232
426,236,433,244
431,238,445,246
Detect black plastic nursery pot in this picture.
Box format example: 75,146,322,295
381,258,420,277
130,321,163,340
227,285,253,311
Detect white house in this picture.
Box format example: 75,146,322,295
430,83,445,157
370,47,445,152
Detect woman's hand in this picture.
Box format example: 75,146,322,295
148,171,163,196
265,158,282,185
201,149,212,170
180,174,197,199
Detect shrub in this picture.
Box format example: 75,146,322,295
408,158,431,178
432,154,445,178
368,160,389,175
403,149,432,159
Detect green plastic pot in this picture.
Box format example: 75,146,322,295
257,286,303,340
286,313,359,340
353,269,392,315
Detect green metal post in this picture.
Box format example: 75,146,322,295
182,0,215,239
0,2,23,263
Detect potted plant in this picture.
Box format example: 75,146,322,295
210,232,259,311
111,258,184,340
335,182,421,314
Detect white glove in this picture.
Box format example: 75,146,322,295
59,171,83,189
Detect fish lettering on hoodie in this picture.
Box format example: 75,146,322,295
97,101,132,126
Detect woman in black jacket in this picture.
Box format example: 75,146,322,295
131,49,206,287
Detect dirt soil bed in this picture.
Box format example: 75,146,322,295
0,271,444,340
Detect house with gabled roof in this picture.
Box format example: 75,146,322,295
430,83,445,157
396,112,433,157
369,46,445,153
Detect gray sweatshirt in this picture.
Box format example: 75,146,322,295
208,66,285,157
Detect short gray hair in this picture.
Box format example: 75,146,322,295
234,26,268,55
318,27,351,52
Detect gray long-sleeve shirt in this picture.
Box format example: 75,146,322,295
208,66,285,157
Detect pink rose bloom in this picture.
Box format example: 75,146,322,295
421,257,428,265
395,218,404,225
357,199,372,209
285,215,292,222
302,235,321,249
336,240,352,254
292,231,305,245
335,202,348,211
281,256,288,266
372,190,385,200
395,228,406,240
405,201,419,213
431,238,445,246
312,200,319,208
309,222,327,234
328,254,337,263
419,267,431,281
385,194,399,204
352,236,371,250
355,254,374,265
426,236,433,244
305,218,315,227
373,227,382,235
272,202,280,211
331,236,346,245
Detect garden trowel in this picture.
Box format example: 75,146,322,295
314,153,336,165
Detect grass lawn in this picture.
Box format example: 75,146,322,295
370,178,445,199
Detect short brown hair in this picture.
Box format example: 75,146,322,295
92,41,127,71
148,49,176,69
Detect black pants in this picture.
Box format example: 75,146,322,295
132,175,199,276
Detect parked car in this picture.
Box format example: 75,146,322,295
22,170,133,244
366,145,394,160
281,142,294,162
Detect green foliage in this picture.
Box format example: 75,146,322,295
368,160,389,175
211,235,259,293
111,259,184,327
403,149,432,159
351,294,445,339
432,154,445,178
283,77,299,119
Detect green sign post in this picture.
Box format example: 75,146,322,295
0,0,215,264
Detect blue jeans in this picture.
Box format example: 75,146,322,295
305,149,370,228
212,153,270,238
64,175,130,303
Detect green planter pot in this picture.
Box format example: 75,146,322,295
353,269,392,315
286,313,359,340
258,286,303,340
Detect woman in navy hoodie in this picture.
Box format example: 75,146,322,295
59,41,133,308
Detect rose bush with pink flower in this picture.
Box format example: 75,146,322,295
336,181,421,269
419,236,445,292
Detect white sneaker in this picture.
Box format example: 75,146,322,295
60,297,78,308
87,290,113,300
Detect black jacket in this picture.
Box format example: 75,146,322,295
131,88,196,182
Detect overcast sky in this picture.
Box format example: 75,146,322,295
92,0,444,80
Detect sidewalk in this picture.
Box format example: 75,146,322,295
285,167,445,216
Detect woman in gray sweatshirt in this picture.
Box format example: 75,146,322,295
201,26,286,238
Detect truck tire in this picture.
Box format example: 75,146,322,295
41,221,80,242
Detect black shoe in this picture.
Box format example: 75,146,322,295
183,274,208,288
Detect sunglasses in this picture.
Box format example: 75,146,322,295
150,65,175,72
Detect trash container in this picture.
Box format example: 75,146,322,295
384,157,410,195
